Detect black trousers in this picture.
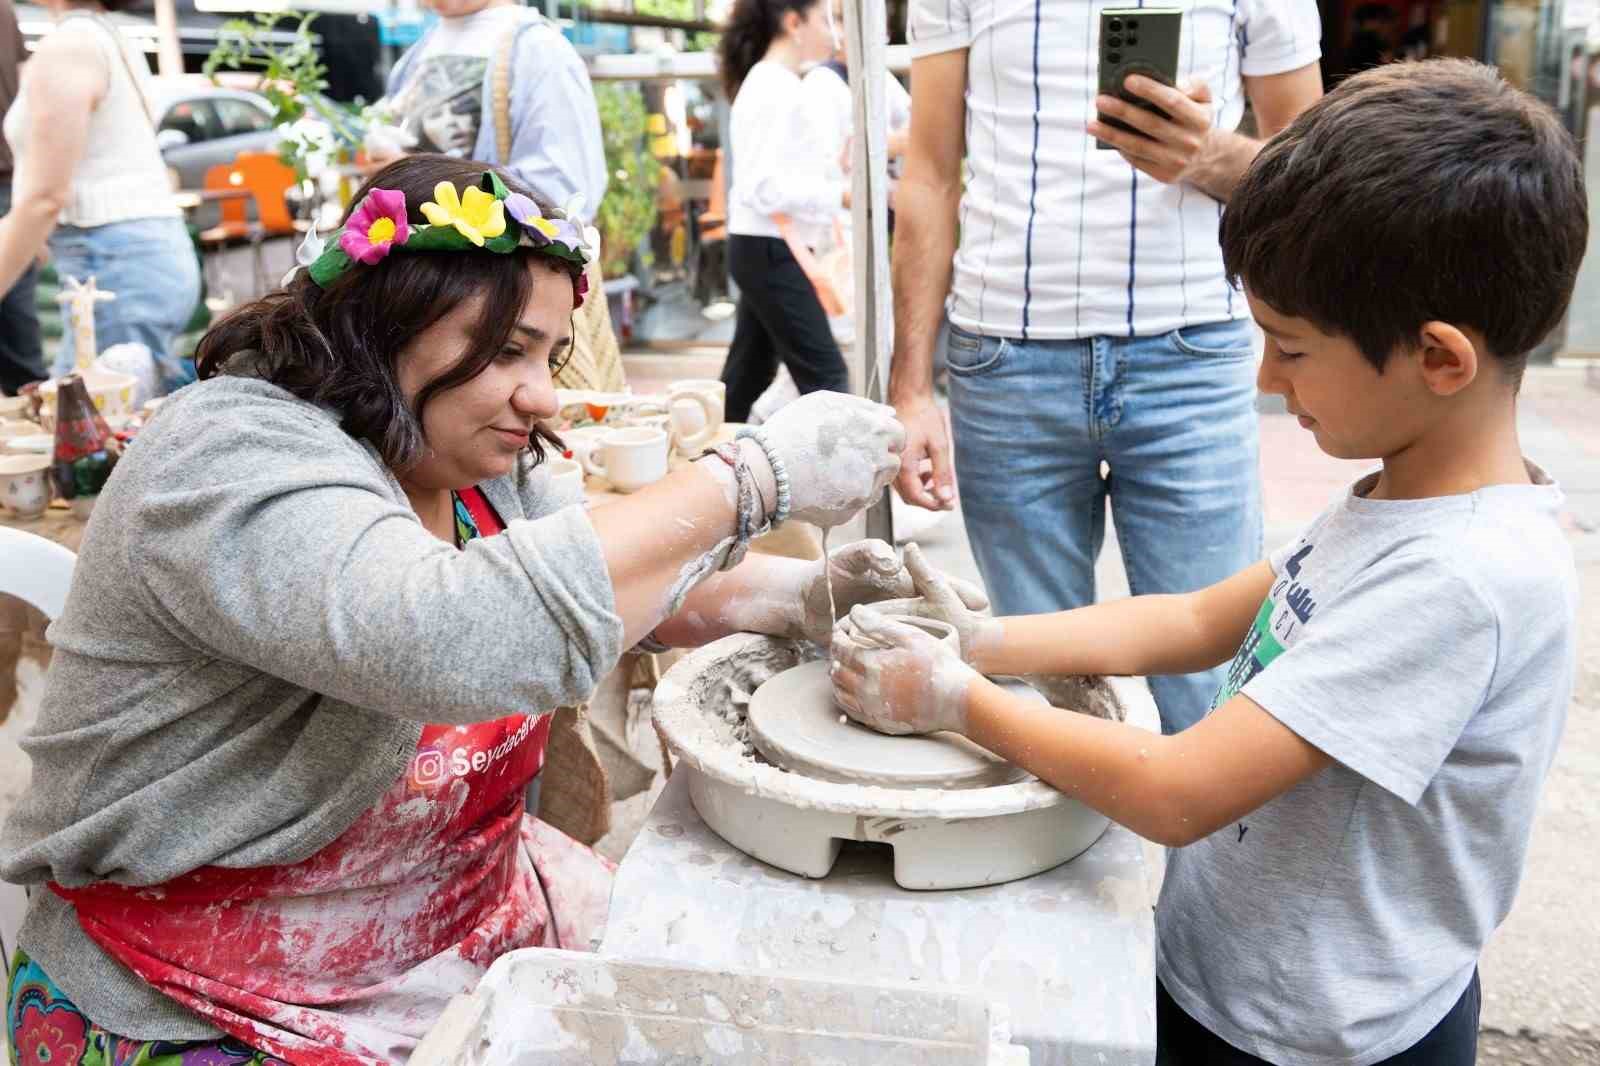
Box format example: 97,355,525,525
0,182,45,396
722,233,849,423
1156,971,1480,1066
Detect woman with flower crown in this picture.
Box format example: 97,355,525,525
0,155,984,1066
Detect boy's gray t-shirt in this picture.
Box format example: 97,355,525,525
1156,462,1575,1066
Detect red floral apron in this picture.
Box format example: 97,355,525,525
50,488,615,1065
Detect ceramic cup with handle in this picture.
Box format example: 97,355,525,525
544,456,585,506
560,425,609,472
667,379,725,454
0,454,52,518
580,427,669,493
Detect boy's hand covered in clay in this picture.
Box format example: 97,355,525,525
787,540,989,645
830,605,980,735
858,543,1001,662
758,392,906,528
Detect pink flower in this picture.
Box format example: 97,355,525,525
339,188,410,265
572,270,589,309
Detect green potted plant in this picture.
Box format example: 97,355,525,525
593,84,660,280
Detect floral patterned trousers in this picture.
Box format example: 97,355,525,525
6,950,286,1066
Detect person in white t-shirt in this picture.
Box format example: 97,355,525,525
717,0,852,423
373,0,606,219
802,0,911,207
890,1,1323,734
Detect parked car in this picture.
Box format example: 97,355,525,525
150,78,282,192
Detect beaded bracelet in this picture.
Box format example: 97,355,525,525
735,427,790,527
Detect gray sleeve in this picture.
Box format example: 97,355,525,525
1242,552,1499,805
506,30,608,218
130,404,623,723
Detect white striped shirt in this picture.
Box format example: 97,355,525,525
909,0,1321,340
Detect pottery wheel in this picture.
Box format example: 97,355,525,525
747,661,1036,789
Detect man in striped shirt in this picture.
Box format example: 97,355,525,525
891,0,1323,733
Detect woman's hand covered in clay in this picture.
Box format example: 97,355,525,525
790,540,989,645
758,392,905,528
859,543,1000,662
830,605,980,735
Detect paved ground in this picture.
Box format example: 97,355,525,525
3,364,1597,1059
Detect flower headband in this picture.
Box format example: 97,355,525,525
294,171,595,307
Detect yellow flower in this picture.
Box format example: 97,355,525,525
529,216,560,240
419,181,507,246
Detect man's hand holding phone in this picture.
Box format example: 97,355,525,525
1088,75,1217,187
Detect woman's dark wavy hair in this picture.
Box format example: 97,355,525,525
195,155,579,471
717,0,822,99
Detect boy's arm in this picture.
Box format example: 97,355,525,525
964,685,1331,846
832,606,1332,847
972,560,1277,680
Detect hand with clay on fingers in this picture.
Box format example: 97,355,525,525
787,539,990,645
1088,75,1216,187
860,542,998,662
830,605,980,736
757,391,906,528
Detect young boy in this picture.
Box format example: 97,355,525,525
831,59,1585,1066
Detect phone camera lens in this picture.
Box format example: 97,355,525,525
1107,34,1123,47
1107,50,1122,63
1126,33,1139,45
1126,17,1139,29
1108,17,1123,30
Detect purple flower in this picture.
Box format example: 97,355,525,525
339,188,410,265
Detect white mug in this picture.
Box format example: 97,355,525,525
560,425,609,471
0,454,52,518
668,379,726,453
581,427,669,493
545,456,585,506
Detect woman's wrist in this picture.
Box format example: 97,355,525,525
733,436,780,525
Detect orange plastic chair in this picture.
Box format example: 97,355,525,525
231,150,300,236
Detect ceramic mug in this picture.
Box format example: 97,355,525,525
581,427,669,493
560,425,609,472
545,456,585,506
618,411,675,452
668,379,726,453
0,454,52,518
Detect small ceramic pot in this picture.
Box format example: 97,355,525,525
0,454,52,518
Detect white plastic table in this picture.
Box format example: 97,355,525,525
601,770,1157,1065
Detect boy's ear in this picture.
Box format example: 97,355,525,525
1414,321,1479,398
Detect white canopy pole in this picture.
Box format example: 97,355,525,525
843,0,894,543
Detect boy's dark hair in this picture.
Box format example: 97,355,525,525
1220,59,1587,386
195,155,573,472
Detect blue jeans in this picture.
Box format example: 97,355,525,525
49,216,201,394
946,318,1263,733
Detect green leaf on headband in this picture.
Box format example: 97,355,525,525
403,225,479,252
480,170,510,202
307,243,352,287
543,242,587,266
483,230,520,254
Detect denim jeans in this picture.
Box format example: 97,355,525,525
946,317,1263,733
48,216,201,395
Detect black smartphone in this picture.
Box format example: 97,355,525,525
1095,7,1183,150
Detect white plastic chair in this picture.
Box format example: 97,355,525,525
0,526,76,979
